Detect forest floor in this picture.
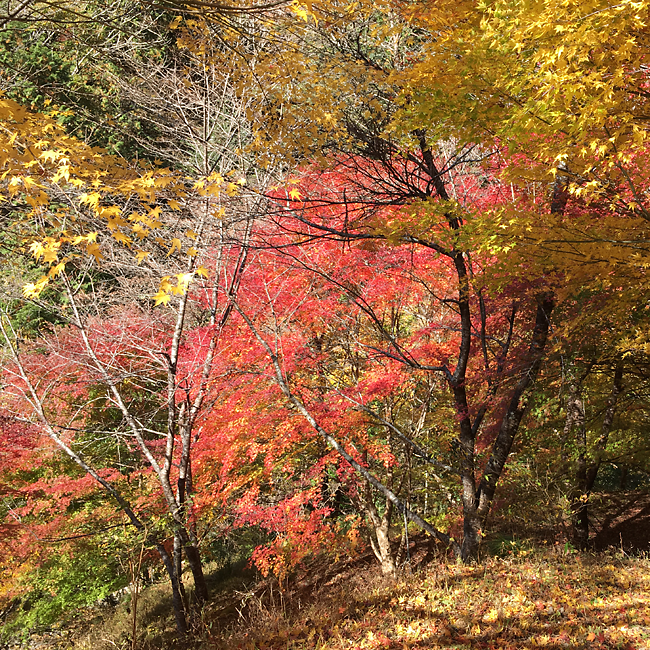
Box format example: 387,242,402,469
8,493,650,650
66,545,650,650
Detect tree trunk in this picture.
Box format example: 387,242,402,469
360,484,397,576
466,294,555,560
374,518,397,577
173,533,188,608
571,396,589,549
176,440,209,606
571,363,623,549
461,508,482,562
156,543,188,637
184,539,209,604
620,466,629,490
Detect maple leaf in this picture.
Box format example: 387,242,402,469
86,243,103,263
173,272,193,295
22,275,49,298
152,289,172,306
51,164,70,184
79,192,101,211
112,231,132,246
40,150,62,163
29,241,44,260
290,0,311,22
168,238,182,256
41,242,61,264
48,261,66,278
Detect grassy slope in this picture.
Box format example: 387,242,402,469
57,544,650,650
215,551,650,650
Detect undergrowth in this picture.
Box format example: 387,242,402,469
14,543,649,650
207,547,650,650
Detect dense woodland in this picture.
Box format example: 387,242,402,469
1,0,650,646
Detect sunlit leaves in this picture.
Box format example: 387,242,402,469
215,545,650,650
0,93,234,302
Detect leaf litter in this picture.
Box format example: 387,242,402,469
212,548,650,650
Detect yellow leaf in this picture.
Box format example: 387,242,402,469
132,223,149,240
52,164,70,183
135,250,149,263
40,150,62,163
113,231,132,245
22,176,36,190
29,242,44,260
42,242,61,264
174,272,193,295
79,192,101,210
289,188,302,201
291,1,310,22
86,243,104,263
153,289,172,306
195,266,209,278
187,247,198,257
23,276,49,298
99,205,121,219
168,238,182,256
48,261,66,278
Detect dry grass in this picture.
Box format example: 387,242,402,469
206,548,650,650
18,545,650,650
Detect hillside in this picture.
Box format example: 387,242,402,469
8,547,650,650
4,1,650,647
6,511,650,650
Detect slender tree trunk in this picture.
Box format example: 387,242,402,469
177,442,209,605
375,519,397,577
458,294,555,561
157,543,188,637
620,466,629,490
173,533,187,606
571,363,623,549
183,538,209,604
570,388,589,549
447,250,481,562
361,487,397,577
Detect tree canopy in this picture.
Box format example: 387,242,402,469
2,0,650,640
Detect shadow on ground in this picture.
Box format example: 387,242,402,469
591,491,650,553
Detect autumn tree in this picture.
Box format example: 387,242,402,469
0,7,279,633
194,220,464,575
208,0,561,562
397,0,650,547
